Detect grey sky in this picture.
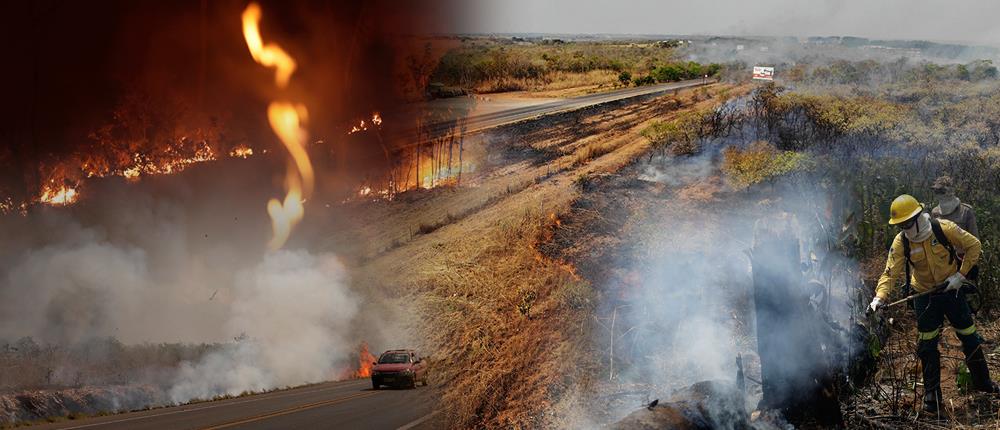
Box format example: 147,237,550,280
459,0,1000,45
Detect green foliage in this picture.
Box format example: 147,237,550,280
632,75,656,86
641,108,713,155
786,58,998,86
430,39,720,92
650,61,719,83
431,40,677,90
652,64,682,82
617,71,632,86
721,141,810,188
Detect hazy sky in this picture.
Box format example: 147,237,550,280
460,0,1000,45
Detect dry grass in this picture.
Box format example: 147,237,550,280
347,84,746,428
0,338,219,392
473,70,622,96
416,210,593,427
505,70,623,98
573,141,619,167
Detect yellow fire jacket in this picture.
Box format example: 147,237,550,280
875,219,981,300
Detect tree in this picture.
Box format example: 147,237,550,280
618,71,632,87
652,64,682,82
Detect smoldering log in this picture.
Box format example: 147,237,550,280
750,213,843,426
612,381,750,430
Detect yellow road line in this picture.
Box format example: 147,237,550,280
200,391,381,430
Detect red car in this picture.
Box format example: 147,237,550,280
371,349,428,389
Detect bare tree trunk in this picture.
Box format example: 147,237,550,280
457,138,463,185
448,133,455,178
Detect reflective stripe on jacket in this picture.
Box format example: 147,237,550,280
875,218,981,300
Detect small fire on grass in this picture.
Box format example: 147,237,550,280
347,112,383,135
337,341,378,380
229,145,254,158
354,341,378,378
27,139,241,210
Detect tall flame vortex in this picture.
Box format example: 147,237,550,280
241,3,297,88
242,2,313,250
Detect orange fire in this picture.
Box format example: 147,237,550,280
242,2,313,250
229,145,254,158
347,112,383,135
39,184,78,206
241,3,296,88
31,139,224,208
354,341,378,378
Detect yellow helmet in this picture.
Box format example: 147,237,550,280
888,194,923,225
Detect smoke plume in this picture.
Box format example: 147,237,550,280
0,162,362,404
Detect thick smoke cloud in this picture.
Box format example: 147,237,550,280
169,250,356,402
0,162,363,404
606,143,858,422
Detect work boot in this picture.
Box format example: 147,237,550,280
918,338,943,406
923,388,943,414
965,346,1000,394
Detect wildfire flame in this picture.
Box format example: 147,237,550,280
30,139,222,209
230,145,254,158
267,103,314,198
39,185,78,206
243,2,314,250
347,112,383,135
241,3,297,88
354,341,377,378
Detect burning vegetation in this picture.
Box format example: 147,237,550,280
2,0,468,216
1,0,462,426
9,1,1000,429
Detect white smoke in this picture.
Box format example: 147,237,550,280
0,171,363,405
601,144,859,424
169,250,357,402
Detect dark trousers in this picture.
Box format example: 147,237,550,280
914,291,989,401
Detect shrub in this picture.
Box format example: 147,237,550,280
618,71,632,86
633,75,656,86
721,141,810,188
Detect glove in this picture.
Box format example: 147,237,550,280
869,297,883,313
945,272,966,292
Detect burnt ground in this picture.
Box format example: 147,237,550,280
537,152,771,427
540,146,1000,428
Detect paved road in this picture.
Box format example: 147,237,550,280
392,78,717,143
33,380,438,430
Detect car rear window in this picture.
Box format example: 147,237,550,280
379,353,411,364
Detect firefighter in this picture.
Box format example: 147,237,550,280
931,175,978,238
868,194,997,413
